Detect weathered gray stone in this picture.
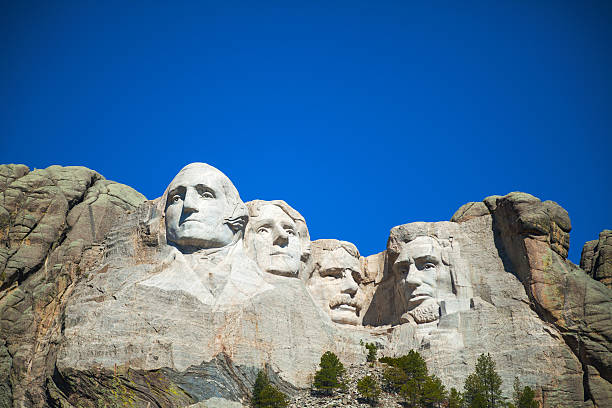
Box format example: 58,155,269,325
488,192,612,408
0,164,29,194
1,161,610,408
0,164,146,407
450,201,489,223
581,230,612,289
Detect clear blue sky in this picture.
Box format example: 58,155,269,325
1,1,610,263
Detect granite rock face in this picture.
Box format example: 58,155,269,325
581,230,612,289
455,192,612,408
1,164,610,408
0,164,146,408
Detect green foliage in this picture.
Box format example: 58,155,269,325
313,351,346,396
400,378,421,407
381,350,428,381
517,386,538,408
382,366,408,393
381,350,428,398
448,387,463,408
463,353,503,408
511,378,538,408
357,375,381,405
252,370,288,408
422,374,446,408
365,342,378,362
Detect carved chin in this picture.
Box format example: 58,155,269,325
407,299,440,324
330,305,360,325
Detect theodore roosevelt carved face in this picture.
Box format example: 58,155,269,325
308,240,363,325
164,163,247,252
245,200,310,278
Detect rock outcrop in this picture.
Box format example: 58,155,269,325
452,192,612,408
0,164,146,407
581,230,612,289
0,164,610,408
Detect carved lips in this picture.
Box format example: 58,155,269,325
329,294,361,316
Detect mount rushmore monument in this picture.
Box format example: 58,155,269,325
0,162,610,407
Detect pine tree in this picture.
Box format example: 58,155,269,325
365,342,377,363
382,350,430,404
421,374,446,408
400,378,421,407
463,353,503,408
357,375,381,405
516,387,538,408
382,365,408,393
313,351,346,396
252,370,288,408
448,387,463,408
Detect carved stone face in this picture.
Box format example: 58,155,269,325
393,236,448,324
308,245,363,325
165,164,236,250
246,204,302,277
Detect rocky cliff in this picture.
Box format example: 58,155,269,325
0,163,610,408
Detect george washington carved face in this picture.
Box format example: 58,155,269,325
165,163,246,252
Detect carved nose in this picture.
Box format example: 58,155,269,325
182,189,199,214
341,270,358,297
403,264,422,289
272,228,289,247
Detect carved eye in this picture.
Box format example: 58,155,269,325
200,191,214,199
320,268,343,279
257,227,269,234
423,263,436,271
172,195,181,202
285,228,296,236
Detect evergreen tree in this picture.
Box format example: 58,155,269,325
382,365,408,393
382,350,430,404
400,378,421,407
421,374,446,408
511,377,539,408
357,375,381,406
512,377,522,408
365,342,377,363
448,387,463,408
313,351,346,395
516,387,538,408
252,370,288,408
463,353,503,408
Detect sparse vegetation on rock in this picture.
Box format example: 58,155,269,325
252,370,288,408
463,353,504,408
357,375,381,406
313,351,346,396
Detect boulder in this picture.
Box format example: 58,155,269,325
581,230,612,289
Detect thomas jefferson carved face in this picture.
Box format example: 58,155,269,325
246,204,303,277
165,163,244,251
308,242,363,325
392,236,450,324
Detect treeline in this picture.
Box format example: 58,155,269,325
251,345,539,408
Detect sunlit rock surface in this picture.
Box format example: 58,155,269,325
581,229,612,289
1,164,610,408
